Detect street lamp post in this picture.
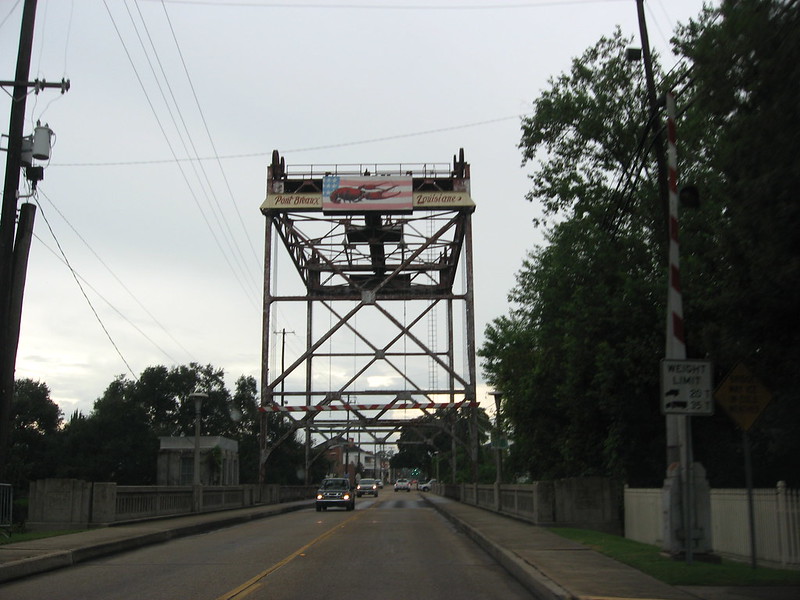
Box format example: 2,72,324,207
490,391,503,511
188,392,207,512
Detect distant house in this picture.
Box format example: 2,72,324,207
157,436,239,486
315,436,376,483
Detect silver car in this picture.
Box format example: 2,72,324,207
356,478,379,497
394,478,411,492
419,479,437,492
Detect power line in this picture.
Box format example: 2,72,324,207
33,193,139,380
127,0,261,296
159,0,262,272
143,0,629,10
38,189,197,364
51,114,525,167
102,0,261,308
0,0,23,30
32,228,185,367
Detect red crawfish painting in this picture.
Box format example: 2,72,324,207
322,175,413,212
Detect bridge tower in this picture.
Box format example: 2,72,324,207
258,149,478,484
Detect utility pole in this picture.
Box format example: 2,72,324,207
636,0,678,467
635,2,711,560
0,0,38,481
636,0,670,239
0,0,69,479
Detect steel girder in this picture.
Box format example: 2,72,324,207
258,150,478,483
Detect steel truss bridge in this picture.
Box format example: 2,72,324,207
259,149,478,483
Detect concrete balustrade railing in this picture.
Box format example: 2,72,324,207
26,479,317,530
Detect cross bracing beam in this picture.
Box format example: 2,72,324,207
259,149,478,484
260,399,477,413
268,210,466,297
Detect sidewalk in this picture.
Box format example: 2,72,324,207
423,494,800,600
0,499,311,584
2,494,799,599
425,494,696,600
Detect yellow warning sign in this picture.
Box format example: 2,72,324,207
714,362,772,431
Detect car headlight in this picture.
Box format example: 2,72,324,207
343,493,351,500
316,494,323,500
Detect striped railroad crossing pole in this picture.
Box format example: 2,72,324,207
665,90,687,468
665,90,696,563
666,90,686,363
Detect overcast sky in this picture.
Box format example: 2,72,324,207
1,0,713,422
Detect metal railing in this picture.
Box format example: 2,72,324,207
282,162,453,179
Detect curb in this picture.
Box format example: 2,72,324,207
0,501,313,584
423,496,572,600
0,550,74,583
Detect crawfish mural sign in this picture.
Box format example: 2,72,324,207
262,177,473,212
322,176,413,212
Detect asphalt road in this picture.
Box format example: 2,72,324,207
2,493,535,600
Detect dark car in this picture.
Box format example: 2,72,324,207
356,478,379,497
316,478,355,511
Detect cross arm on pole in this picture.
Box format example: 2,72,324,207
0,78,70,93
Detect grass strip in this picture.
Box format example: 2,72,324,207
549,527,800,586
1,530,86,545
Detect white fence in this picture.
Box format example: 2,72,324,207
0,483,11,533
625,482,800,566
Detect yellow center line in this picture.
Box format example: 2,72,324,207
215,505,373,600
577,597,675,600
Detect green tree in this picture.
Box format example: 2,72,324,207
58,364,249,484
519,27,662,235
672,0,800,485
7,379,63,491
60,376,159,484
393,406,491,483
13,363,311,486
131,365,180,434
171,363,232,438
261,412,310,485
226,373,307,484
483,220,665,483
230,374,260,483
481,28,668,484
481,0,800,487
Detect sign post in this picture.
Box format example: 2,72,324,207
715,362,772,569
660,359,713,563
